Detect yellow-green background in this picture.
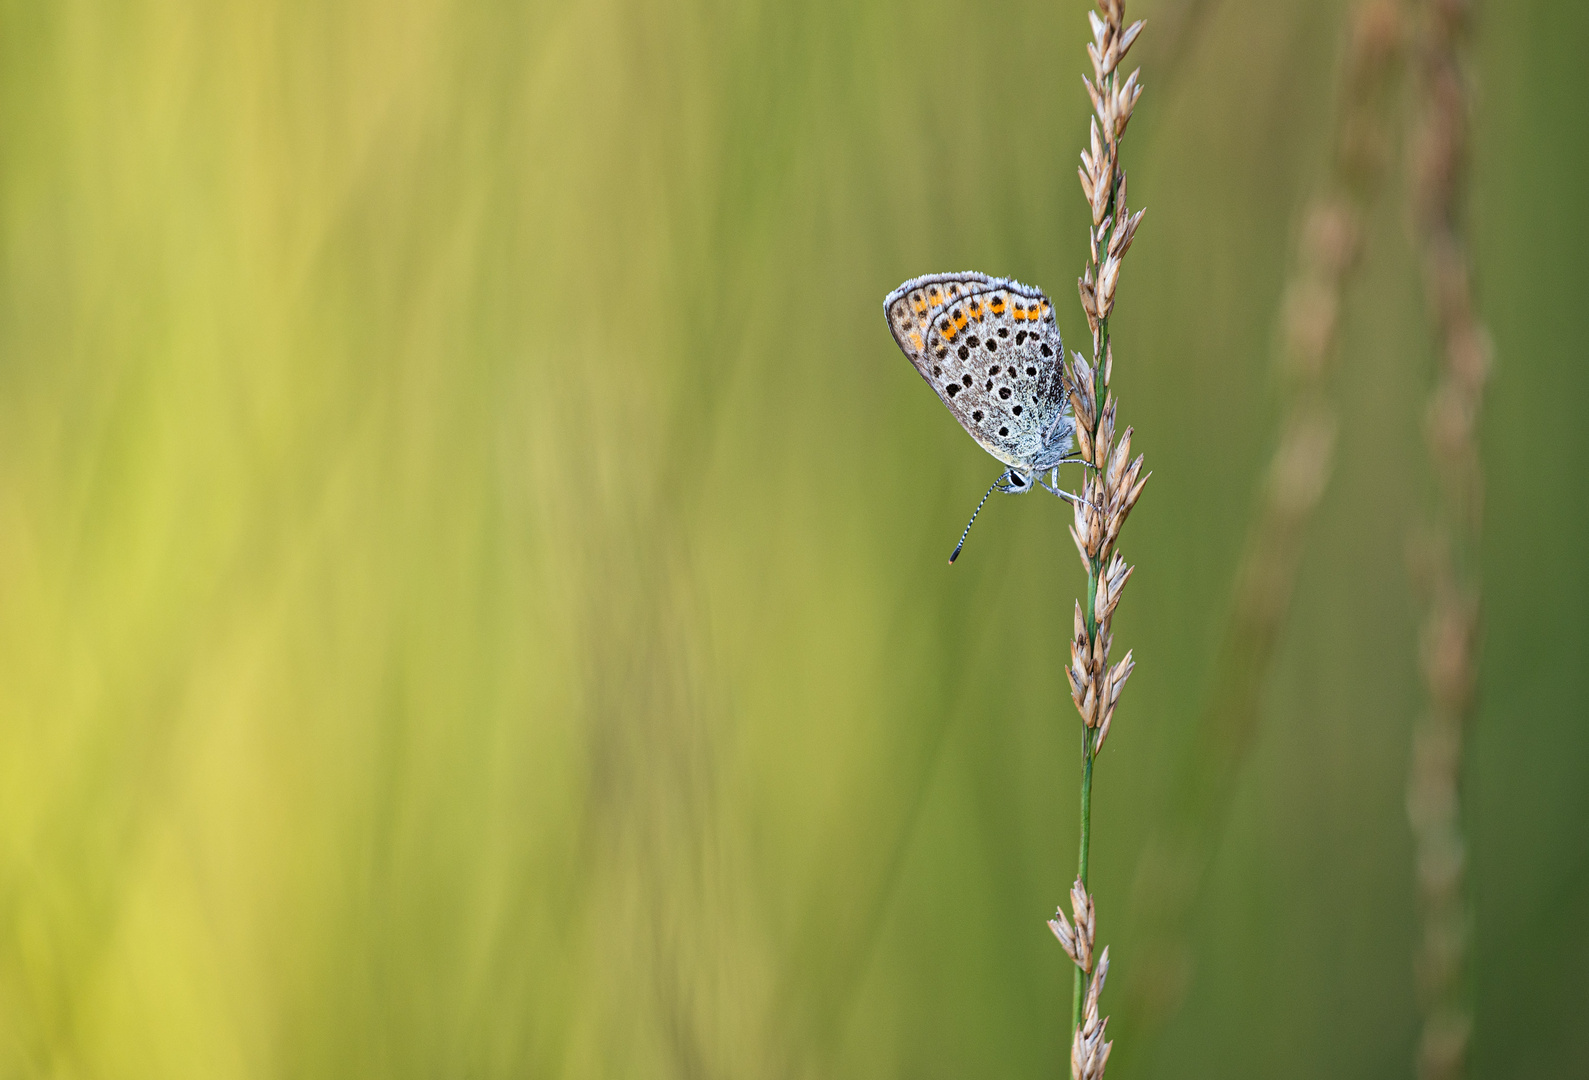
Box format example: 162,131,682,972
0,0,1583,1076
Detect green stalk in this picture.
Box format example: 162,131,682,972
1071,722,1095,1031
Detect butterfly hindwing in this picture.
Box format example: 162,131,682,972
885,272,1067,468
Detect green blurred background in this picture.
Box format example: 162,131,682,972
0,0,1585,1076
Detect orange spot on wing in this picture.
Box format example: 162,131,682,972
908,331,923,350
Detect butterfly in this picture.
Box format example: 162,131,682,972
884,271,1083,561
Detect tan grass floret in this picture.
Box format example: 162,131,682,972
1071,946,1112,1080
1050,879,1112,1080
1066,0,1148,762
1048,877,1098,973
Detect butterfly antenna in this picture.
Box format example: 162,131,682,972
949,477,1002,564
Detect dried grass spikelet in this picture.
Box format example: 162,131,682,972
1075,3,1145,342
1058,8,1144,1077
1405,2,1486,1078
1071,946,1113,1080
1050,878,1113,1080
1114,0,1410,1044
1225,0,1405,642
1048,877,1097,973
1065,394,1146,756
1067,0,1149,756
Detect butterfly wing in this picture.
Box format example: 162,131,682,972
885,272,1068,469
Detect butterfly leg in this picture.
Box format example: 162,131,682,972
1052,455,1094,479
1036,456,1092,503
1038,475,1085,507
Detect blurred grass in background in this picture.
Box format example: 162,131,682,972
0,0,1585,1076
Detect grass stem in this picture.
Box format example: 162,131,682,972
1072,727,1094,1032
1053,7,1148,1075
